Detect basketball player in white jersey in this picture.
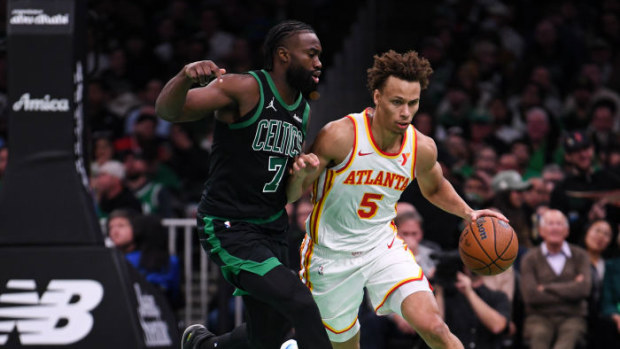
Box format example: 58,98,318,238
287,50,508,348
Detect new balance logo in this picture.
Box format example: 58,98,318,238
0,279,104,345
266,97,277,112
292,113,302,123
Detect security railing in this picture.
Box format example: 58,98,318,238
161,218,243,329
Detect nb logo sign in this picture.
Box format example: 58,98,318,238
0,279,104,345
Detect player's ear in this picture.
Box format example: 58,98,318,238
277,46,289,63
373,89,380,105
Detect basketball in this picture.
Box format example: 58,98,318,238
458,216,518,276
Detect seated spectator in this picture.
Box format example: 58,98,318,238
541,164,564,204
91,160,142,218
436,264,512,349
519,209,591,349
395,210,439,279
491,170,533,249
108,209,182,310
395,200,416,215
587,98,619,164
522,177,548,241
463,172,493,210
124,151,176,218
521,107,561,178
583,219,613,348
91,133,116,175
551,130,620,244
601,233,620,346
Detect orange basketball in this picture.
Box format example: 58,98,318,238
458,216,518,276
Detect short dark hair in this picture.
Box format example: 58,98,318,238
367,50,433,92
590,98,617,116
263,20,315,71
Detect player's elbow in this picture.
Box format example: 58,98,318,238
155,102,173,121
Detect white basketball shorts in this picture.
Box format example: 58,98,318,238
300,235,432,342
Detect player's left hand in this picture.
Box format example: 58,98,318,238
289,153,320,178
467,209,509,224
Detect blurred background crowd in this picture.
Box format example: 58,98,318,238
0,0,619,348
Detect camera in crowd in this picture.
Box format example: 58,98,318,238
430,249,463,294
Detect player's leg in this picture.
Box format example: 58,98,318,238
236,265,332,349
365,239,463,349
400,292,463,349
241,293,294,349
301,239,367,348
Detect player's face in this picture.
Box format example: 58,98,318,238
373,76,421,135
286,32,322,96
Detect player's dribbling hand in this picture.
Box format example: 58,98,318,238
467,209,509,224
290,153,320,178
183,60,227,86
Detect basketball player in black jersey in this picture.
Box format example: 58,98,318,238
156,21,330,349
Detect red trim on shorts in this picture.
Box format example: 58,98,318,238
323,316,358,334
374,269,424,312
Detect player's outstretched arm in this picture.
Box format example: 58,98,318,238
416,133,474,219
416,133,508,223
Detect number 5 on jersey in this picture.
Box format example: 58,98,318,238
357,193,384,219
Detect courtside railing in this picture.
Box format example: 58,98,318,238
161,218,243,328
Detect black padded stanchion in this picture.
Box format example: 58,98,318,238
0,1,179,347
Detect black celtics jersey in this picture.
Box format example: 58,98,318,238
198,69,309,226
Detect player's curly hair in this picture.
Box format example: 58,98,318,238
367,50,433,92
263,20,315,71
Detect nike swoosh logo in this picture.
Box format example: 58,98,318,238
387,236,396,249
292,114,302,123
358,151,372,156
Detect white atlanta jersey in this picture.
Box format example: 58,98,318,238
305,108,417,253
